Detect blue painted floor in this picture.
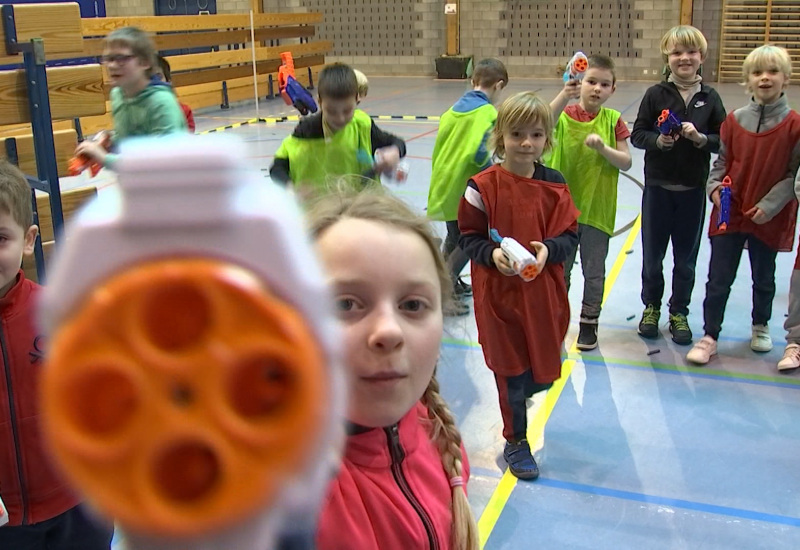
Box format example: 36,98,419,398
69,76,800,548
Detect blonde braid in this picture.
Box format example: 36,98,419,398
422,376,480,550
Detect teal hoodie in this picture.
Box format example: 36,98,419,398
106,83,187,168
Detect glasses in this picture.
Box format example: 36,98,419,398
101,54,136,65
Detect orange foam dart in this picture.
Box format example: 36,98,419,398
41,258,328,537
657,109,669,124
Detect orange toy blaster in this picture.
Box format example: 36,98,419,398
68,131,111,177
278,52,318,116
39,134,345,549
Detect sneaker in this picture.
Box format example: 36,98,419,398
778,343,800,371
668,313,692,345
638,304,660,339
454,278,473,297
576,322,598,351
686,335,717,365
444,297,470,317
503,440,539,480
751,324,773,352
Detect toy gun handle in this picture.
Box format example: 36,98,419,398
373,150,409,184
490,229,540,281
656,109,681,137
39,134,345,550
68,131,111,177
717,175,732,231
563,51,588,83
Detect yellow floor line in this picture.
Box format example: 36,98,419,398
477,215,642,548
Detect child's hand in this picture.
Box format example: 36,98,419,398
75,141,107,165
680,122,704,144
584,134,605,151
373,146,400,174
492,248,516,276
746,206,768,224
530,241,549,266
562,79,581,100
710,187,722,209
656,133,677,150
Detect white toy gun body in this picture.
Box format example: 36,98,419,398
490,229,540,281
38,134,345,550
563,51,589,82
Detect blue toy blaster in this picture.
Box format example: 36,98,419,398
563,51,588,83
279,52,318,116
656,109,681,137
718,176,732,231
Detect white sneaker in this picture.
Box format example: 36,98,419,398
778,343,800,371
687,335,717,365
751,324,773,352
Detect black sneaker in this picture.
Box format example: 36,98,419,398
576,322,598,350
503,440,539,480
638,304,660,339
444,297,470,317
454,278,473,297
668,313,692,345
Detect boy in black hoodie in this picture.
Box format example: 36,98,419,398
631,25,726,345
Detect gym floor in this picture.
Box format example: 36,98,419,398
74,76,799,549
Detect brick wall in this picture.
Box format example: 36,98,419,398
110,0,694,80
692,0,722,82
261,0,443,76
106,0,153,16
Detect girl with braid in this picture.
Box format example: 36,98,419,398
308,190,478,550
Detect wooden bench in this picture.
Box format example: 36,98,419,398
22,186,97,284
75,13,330,135
0,2,106,281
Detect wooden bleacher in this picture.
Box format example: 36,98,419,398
22,187,97,284
0,2,105,280
76,12,330,135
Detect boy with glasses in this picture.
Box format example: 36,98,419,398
75,27,187,170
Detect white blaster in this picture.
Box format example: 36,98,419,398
38,134,345,550
490,229,540,281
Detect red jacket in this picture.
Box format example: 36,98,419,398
317,402,469,550
0,272,78,525
180,102,195,133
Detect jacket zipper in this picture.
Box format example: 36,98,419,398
385,424,439,550
1,326,28,524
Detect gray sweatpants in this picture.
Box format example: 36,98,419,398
785,269,800,344
564,223,610,323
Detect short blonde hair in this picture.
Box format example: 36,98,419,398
489,91,554,160
660,25,708,63
353,69,369,99
742,45,792,89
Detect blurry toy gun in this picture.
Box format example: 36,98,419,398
68,131,111,177
359,149,409,184
717,175,732,231
490,229,539,281
278,52,318,116
656,109,682,138
39,134,345,550
563,51,588,82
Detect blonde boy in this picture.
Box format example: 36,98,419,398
631,25,726,347
687,45,800,365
